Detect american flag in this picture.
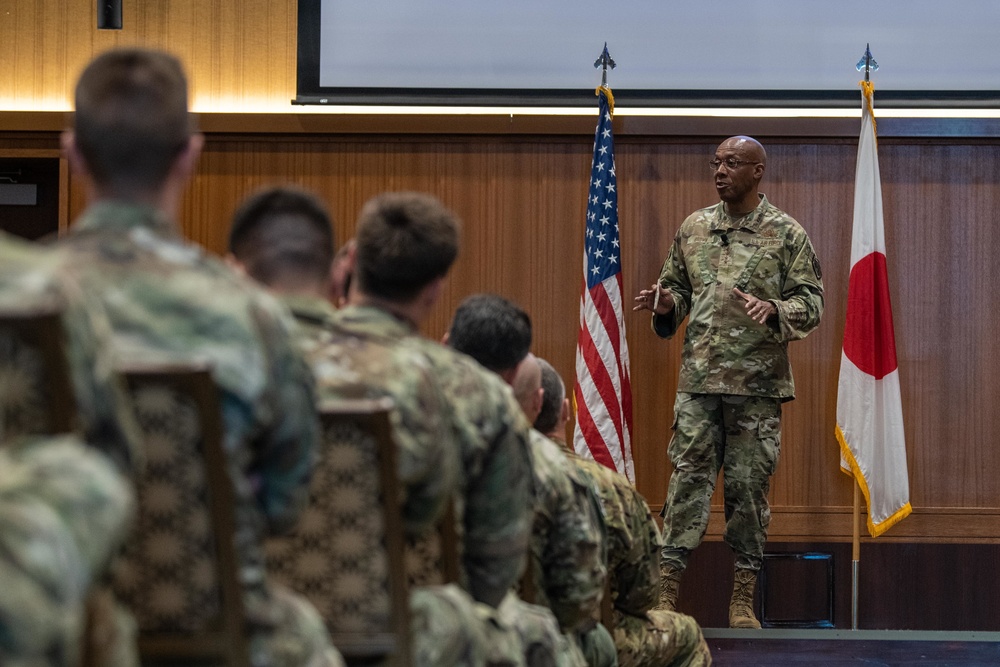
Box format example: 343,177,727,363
573,86,634,481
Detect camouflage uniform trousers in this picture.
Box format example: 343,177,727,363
660,392,781,572
498,592,587,667
611,610,711,667
411,584,524,667
248,583,345,667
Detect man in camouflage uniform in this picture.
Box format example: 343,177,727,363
448,296,609,667
634,136,824,628
1,233,142,666
55,49,341,667
227,186,528,667
535,358,711,667
227,186,457,537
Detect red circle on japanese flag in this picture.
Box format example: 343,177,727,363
843,252,898,379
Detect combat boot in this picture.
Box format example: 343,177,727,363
729,567,762,629
654,564,683,612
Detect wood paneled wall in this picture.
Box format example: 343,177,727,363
7,125,995,544
0,0,297,111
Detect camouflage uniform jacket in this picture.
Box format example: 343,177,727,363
283,299,459,536
407,339,535,609
653,194,823,399
54,201,320,606
568,453,660,615
0,233,143,473
526,430,608,634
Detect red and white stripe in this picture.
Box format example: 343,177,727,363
574,270,634,481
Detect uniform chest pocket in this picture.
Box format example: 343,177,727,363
688,239,720,287
733,240,783,294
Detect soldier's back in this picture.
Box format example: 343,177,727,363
571,457,659,615
404,338,535,609
290,301,459,536
54,201,319,597
524,430,607,635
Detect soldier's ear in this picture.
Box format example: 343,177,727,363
164,134,203,187
532,387,544,421
224,253,249,279
62,131,90,180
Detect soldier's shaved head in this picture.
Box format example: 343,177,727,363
721,136,766,167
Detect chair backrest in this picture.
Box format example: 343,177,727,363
0,308,76,442
265,398,411,667
111,364,250,667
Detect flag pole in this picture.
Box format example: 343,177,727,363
849,43,877,633
852,481,860,630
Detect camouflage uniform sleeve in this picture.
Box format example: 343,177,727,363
651,229,693,339
771,231,824,342
388,358,459,537
575,459,659,616
248,299,321,533
612,481,662,615
462,383,535,608
0,436,134,663
528,431,607,634
60,282,145,476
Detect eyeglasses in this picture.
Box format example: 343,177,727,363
709,158,759,172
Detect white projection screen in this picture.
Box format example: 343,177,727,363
295,0,1000,107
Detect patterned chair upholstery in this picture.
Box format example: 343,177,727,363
0,308,76,443
265,398,411,667
404,499,462,589
111,364,250,667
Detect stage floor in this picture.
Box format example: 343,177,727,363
702,628,1000,666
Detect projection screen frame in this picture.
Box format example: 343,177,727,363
294,0,1000,109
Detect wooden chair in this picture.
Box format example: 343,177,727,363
0,307,76,443
265,398,412,667
111,364,250,667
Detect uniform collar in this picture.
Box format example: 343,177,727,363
280,293,338,328
73,200,178,237
711,193,770,233
334,304,418,338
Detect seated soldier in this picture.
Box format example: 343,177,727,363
446,295,610,667
227,186,457,537
53,48,340,667
227,186,526,667
534,359,712,667
1,233,141,666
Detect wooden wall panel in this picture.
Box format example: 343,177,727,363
0,0,297,111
